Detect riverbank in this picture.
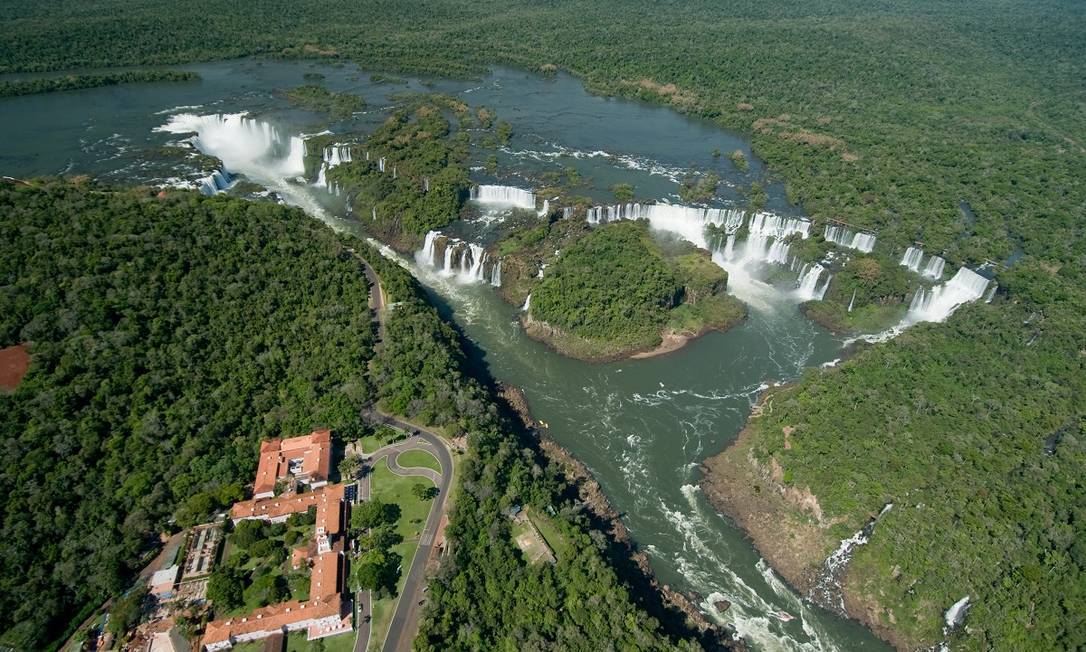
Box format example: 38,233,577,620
699,387,910,650
497,384,741,650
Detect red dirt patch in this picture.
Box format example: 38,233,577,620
0,343,31,392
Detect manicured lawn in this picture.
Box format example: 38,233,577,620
529,511,572,562
356,426,404,455
363,459,434,651
219,519,315,617
372,459,434,539
395,448,441,473
287,630,354,652
229,642,265,652
510,518,553,564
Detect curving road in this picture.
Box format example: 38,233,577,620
350,251,455,652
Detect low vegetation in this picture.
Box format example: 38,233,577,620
283,84,365,119
0,70,198,96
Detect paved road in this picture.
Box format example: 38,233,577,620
370,418,453,652
353,471,373,652
350,251,455,652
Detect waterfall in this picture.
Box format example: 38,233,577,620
824,224,876,253
944,596,970,630
322,144,352,167
521,293,531,312
538,199,550,217
847,289,857,312
470,184,536,210
809,504,893,615
157,112,307,182
748,212,812,239
900,246,923,272
415,230,500,284
378,157,386,173
371,206,377,221
796,264,830,301
923,255,946,280
908,267,990,323
423,177,430,192
196,169,233,195
722,233,736,260
562,206,573,220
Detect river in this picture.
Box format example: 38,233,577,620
0,58,889,651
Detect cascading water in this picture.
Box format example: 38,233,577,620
908,267,990,323
824,224,876,253
537,199,550,217
922,255,946,280
415,230,501,285
900,246,924,273
809,504,893,615
521,293,531,312
748,212,811,239
470,184,536,210
795,264,830,301
847,289,857,313
196,169,233,195
562,206,573,220
157,113,307,191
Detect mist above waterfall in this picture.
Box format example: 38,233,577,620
157,113,306,184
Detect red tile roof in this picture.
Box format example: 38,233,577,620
201,595,344,648
252,430,333,497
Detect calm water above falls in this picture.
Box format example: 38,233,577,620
0,60,889,651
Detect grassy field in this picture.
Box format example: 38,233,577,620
526,511,571,562
394,449,441,474
356,426,404,456
364,459,436,652
286,630,355,652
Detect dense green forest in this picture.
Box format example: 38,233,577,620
520,220,743,360
707,262,1086,649
283,84,365,119
0,181,376,649
355,242,706,651
318,97,476,250
0,179,704,650
0,70,198,96
1,1,1084,649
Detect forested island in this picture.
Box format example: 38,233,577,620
500,219,744,361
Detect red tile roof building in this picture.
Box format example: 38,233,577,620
202,431,351,651
253,430,333,499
